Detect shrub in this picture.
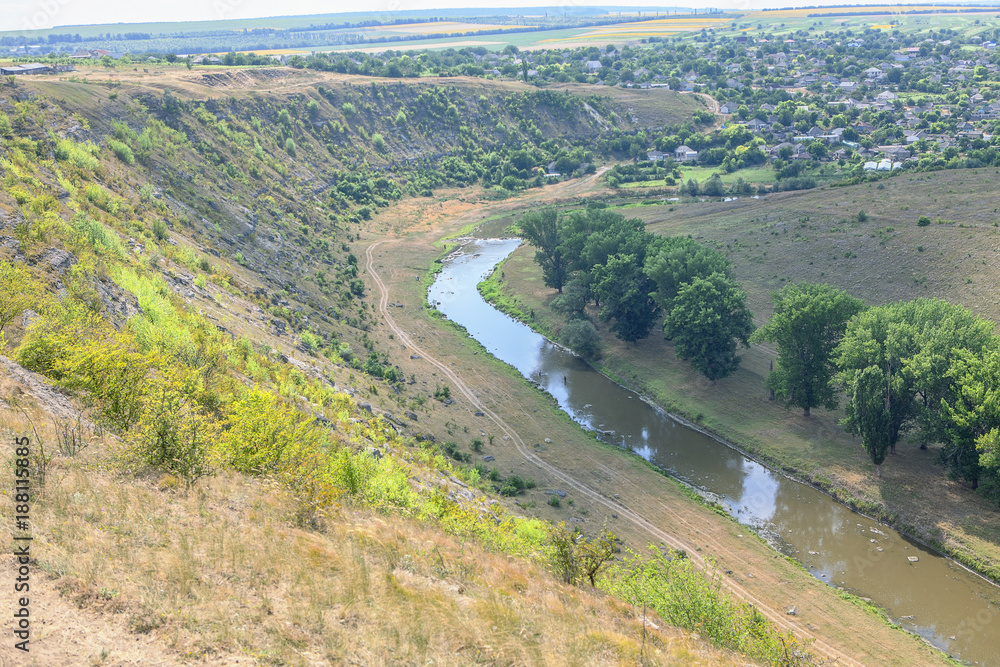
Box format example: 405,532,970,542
561,318,601,359
548,494,561,508
108,139,135,165
124,375,218,487
549,522,617,586
151,218,168,241
499,474,535,496
221,386,319,474
0,260,39,334
917,215,931,226
300,330,321,353
306,99,320,117
17,309,150,431
285,137,297,157
433,384,451,401
395,110,407,126
602,546,813,665
441,440,471,463
371,133,386,151
341,102,356,118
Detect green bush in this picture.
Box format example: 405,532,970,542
151,218,168,241
372,133,386,151
285,137,297,157
125,375,218,487
602,547,814,666
108,139,135,165
917,215,931,226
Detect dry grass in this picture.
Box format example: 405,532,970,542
0,371,756,666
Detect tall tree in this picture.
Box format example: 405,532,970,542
663,272,754,381
752,283,864,416
835,302,922,456
591,253,660,343
904,301,996,448
941,347,1000,491
836,299,996,461
518,208,567,292
644,237,733,311
851,365,893,478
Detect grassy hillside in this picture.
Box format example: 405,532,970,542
0,70,829,666
628,168,1000,325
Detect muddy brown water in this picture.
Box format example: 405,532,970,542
428,236,1000,666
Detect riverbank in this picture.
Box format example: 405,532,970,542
358,187,961,666
481,242,1000,587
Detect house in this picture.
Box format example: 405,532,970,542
865,67,884,79
719,101,739,114
880,146,911,160
585,60,602,73
875,90,898,102
746,118,769,132
674,145,698,162
0,63,52,75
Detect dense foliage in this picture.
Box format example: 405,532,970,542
519,206,754,378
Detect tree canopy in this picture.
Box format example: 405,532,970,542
752,283,864,416
663,272,755,381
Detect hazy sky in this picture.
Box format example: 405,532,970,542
3,0,859,33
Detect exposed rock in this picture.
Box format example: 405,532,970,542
38,247,76,275
93,276,143,326
21,309,39,329
405,411,418,421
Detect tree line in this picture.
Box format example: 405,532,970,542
519,206,754,380
757,285,1000,495
522,210,1000,500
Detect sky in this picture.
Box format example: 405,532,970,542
1,0,888,33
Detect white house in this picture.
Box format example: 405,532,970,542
674,145,698,162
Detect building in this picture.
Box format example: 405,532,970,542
674,145,698,162
0,63,52,75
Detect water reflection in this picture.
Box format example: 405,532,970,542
428,238,1000,666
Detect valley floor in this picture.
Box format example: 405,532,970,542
355,178,957,666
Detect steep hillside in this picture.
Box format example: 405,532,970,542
0,70,826,666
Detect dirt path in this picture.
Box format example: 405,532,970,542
365,237,861,666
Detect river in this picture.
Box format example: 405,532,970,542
427,235,1000,666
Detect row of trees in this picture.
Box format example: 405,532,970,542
757,284,1000,494
520,207,754,380
522,211,1000,495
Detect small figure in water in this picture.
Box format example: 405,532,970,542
563,375,567,383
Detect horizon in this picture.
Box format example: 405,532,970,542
5,0,995,34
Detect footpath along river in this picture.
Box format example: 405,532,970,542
428,235,1000,666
